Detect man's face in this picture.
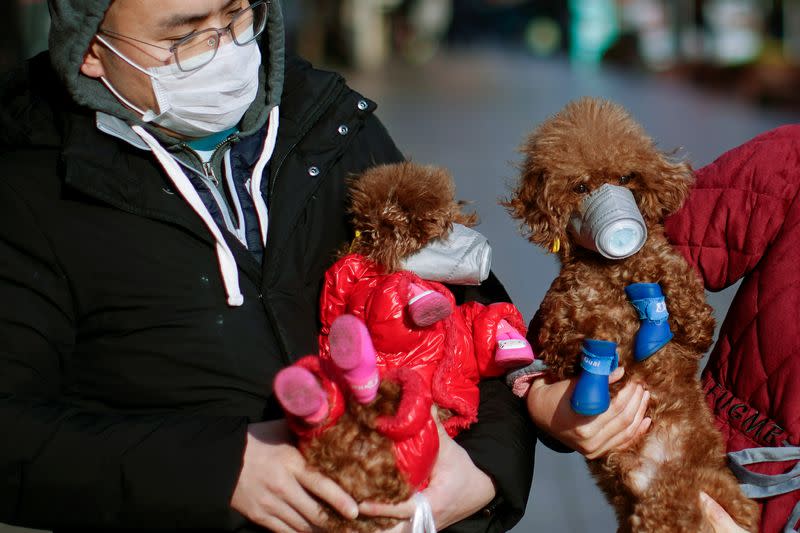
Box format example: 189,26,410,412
82,0,250,122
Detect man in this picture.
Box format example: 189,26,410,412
0,0,535,531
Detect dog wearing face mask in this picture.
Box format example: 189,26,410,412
318,161,534,437
273,163,536,530
506,98,759,533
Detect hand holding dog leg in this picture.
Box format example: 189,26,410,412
528,367,651,459
230,420,359,532
421,424,496,529
361,421,496,531
700,492,749,533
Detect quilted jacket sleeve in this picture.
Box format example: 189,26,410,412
375,368,439,490
664,125,800,290
460,301,527,379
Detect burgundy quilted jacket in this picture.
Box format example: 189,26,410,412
665,125,800,533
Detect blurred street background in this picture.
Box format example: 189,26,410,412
2,1,800,532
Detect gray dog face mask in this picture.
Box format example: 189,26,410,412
569,184,647,259
400,224,492,285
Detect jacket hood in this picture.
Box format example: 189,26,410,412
45,0,285,143
0,52,66,151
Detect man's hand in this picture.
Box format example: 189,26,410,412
421,422,496,529
527,367,651,459
359,420,496,530
230,419,359,533
700,492,750,533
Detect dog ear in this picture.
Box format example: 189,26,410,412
634,154,693,222
504,167,569,254
455,201,479,228
346,169,409,271
347,163,471,272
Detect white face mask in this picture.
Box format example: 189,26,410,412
569,184,648,259
400,224,493,286
96,34,261,138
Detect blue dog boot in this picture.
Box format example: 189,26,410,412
571,339,619,416
625,282,673,362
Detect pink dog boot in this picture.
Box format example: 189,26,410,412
494,319,535,368
329,314,380,404
407,282,452,327
274,366,329,425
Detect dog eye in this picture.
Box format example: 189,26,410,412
573,183,588,194
619,175,633,185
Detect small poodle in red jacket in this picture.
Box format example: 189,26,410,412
506,98,759,532
270,162,535,530
319,162,534,436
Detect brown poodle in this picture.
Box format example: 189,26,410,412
506,97,759,532
278,163,528,531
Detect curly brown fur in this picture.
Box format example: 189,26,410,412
346,162,478,272
506,98,759,532
505,98,692,262
304,380,413,532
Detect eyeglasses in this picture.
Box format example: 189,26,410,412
99,0,269,72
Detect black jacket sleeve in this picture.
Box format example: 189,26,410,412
448,274,536,532
0,180,248,530
452,379,536,533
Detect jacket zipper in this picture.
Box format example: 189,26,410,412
200,134,239,186
181,134,238,179
262,85,348,365
262,294,292,365
176,135,242,233
202,161,219,186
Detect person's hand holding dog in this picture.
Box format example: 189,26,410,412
700,491,750,532
527,367,651,459
360,416,496,531
230,419,359,532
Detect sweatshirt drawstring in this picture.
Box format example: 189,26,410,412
251,105,279,246
131,107,279,307
133,124,243,306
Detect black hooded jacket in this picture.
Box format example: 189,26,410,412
0,52,535,532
